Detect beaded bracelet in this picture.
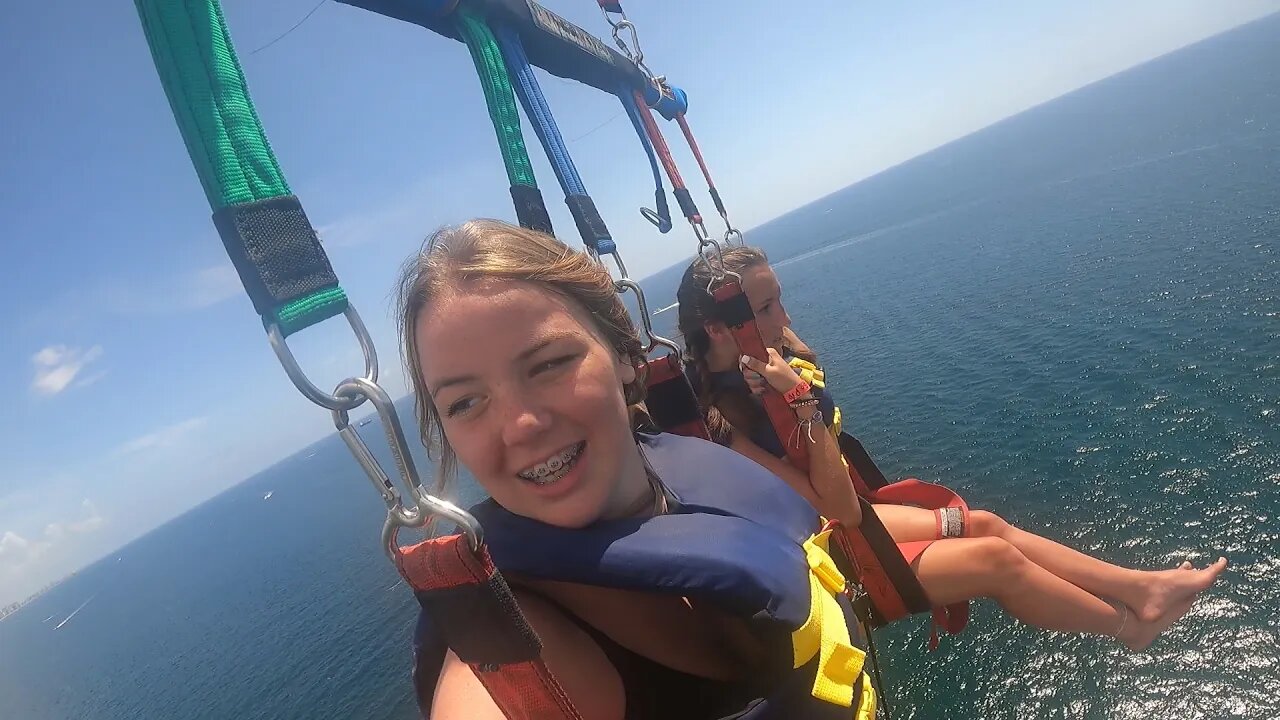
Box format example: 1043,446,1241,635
789,397,820,410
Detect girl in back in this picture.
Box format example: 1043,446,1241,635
676,245,1226,651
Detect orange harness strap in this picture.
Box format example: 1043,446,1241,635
398,535,583,720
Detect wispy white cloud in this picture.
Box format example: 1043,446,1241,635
0,530,36,564
41,499,105,541
24,259,244,332
30,345,104,396
187,263,243,309
0,499,105,575
114,417,207,457
310,163,506,251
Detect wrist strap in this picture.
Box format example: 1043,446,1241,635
783,380,812,404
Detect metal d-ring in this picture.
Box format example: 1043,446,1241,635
267,303,378,412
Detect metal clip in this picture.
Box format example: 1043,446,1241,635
615,278,681,358
332,376,483,558
693,225,740,293
601,248,630,281
603,9,657,84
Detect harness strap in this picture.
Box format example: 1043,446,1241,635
708,280,939,627
643,354,711,441
456,8,554,235
711,281,809,468
398,534,583,720
134,0,346,337
495,23,615,255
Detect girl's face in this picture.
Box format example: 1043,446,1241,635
415,279,648,528
739,263,791,352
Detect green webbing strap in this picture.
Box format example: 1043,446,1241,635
456,8,553,234
135,0,347,336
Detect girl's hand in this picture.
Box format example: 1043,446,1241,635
740,349,806,396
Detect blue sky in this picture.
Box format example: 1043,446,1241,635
2,0,1277,606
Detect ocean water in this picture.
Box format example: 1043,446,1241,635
4,14,1279,720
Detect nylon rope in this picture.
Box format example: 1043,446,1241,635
619,81,671,232
676,114,716,196
630,89,686,193
456,9,539,189
494,24,585,197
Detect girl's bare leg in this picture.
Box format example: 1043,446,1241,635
913,536,1196,650
874,504,1227,622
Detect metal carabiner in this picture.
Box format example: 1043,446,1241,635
692,224,739,293
609,18,643,64
267,303,378,412
605,12,658,84
332,376,483,557
615,278,682,358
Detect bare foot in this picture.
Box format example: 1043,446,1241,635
1132,557,1227,622
1119,594,1196,651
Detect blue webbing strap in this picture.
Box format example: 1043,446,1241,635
620,81,672,233
494,23,615,255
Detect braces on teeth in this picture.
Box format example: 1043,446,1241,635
520,444,582,481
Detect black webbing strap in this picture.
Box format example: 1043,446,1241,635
510,184,555,235
210,195,341,318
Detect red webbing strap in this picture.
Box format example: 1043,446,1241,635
865,478,971,646
644,354,711,440
823,514,911,625
633,91,686,190
397,535,583,720
631,90,702,225
865,478,966,513
711,281,810,470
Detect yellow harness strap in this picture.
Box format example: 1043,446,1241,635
788,358,825,389
785,363,878,717
790,530,869,708
787,358,842,436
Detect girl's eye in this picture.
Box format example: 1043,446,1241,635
445,396,479,418
533,354,577,375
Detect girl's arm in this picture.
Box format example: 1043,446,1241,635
735,350,861,528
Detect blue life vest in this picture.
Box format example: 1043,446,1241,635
413,432,875,719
